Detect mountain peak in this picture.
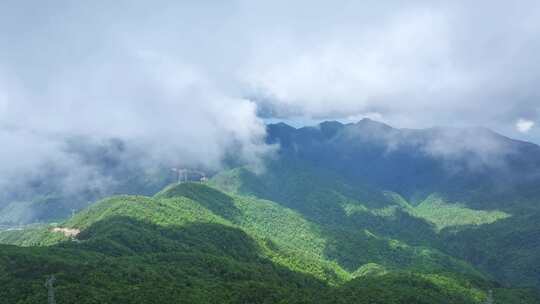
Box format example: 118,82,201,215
319,120,344,128
318,121,345,138
354,118,394,129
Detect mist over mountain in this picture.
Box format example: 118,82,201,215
267,119,540,209
210,119,540,291
0,117,536,228
2,122,540,302
3,1,540,303
3,119,539,225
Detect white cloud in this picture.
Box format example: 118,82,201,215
0,0,539,199
239,1,540,134
0,50,273,215
243,8,462,118
516,118,535,133
2,1,540,135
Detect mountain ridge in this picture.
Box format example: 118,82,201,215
1,119,540,302
271,118,539,147
2,181,538,303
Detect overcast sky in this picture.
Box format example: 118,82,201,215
1,0,540,182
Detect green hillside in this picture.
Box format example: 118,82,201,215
1,182,538,303
209,161,540,291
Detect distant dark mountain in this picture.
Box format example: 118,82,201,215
267,119,540,210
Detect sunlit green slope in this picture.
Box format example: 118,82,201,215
2,183,484,281
209,160,540,290
2,182,537,303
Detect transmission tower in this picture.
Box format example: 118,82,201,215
171,168,206,183
171,168,184,183
44,275,56,304
485,289,494,304
192,170,208,182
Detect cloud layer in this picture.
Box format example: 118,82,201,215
517,119,535,133
0,1,540,209
242,1,540,140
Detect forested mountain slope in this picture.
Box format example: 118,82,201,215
209,120,540,289
265,119,540,211
2,119,540,302
2,182,537,303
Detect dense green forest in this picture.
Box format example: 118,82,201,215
1,182,538,303
211,158,540,291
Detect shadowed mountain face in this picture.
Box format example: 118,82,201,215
267,119,540,210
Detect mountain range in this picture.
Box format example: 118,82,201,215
1,119,540,303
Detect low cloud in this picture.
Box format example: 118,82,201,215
241,1,540,141
348,122,516,172
0,54,270,167
516,119,535,133
0,50,271,223
1,1,540,221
